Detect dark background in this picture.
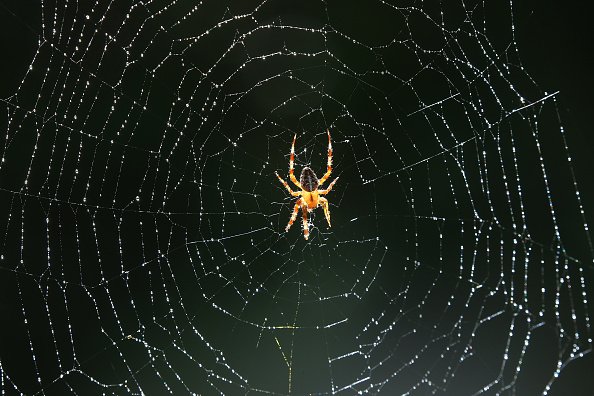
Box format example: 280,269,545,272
516,1,594,199
0,0,593,395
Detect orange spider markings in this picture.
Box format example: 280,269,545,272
276,130,339,240
288,134,301,190
275,171,300,197
285,197,303,231
302,205,309,240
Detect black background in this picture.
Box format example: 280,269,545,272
0,0,593,395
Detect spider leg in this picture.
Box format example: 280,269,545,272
275,172,300,196
318,129,333,185
285,198,303,232
301,202,310,240
318,176,338,195
319,196,331,227
289,134,302,189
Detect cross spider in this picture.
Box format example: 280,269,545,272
275,130,339,240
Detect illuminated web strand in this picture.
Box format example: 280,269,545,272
0,0,591,394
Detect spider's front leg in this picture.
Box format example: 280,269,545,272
318,177,338,195
289,134,302,189
275,172,300,197
318,129,333,185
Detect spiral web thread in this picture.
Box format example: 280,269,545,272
0,0,592,394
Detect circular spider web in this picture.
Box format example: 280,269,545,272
0,0,592,394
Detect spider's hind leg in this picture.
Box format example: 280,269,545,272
285,198,303,232
302,204,310,240
319,196,331,227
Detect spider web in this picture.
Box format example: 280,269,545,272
0,0,592,394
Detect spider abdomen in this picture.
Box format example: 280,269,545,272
300,167,319,192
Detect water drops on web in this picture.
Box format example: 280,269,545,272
0,0,591,395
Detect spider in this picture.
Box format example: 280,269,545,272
275,130,339,240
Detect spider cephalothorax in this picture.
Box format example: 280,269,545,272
275,130,338,240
